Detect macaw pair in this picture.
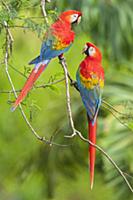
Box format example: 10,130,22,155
12,10,104,189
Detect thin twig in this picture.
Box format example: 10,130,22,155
59,56,76,137
0,78,65,94
2,3,13,43
40,0,50,24
102,99,133,132
102,99,127,116
123,172,133,180
102,104,132,131
9,63,65,86
0,89,21,94
35,77,65,88
9,64,28,78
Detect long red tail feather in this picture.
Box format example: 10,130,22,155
12,64,47,111
88,120,97,189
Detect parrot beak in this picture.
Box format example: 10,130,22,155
77,16,81,24
82,46,87,54
82,47,85,54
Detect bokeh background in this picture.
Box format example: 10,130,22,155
0,0,133,199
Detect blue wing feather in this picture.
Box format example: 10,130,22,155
29,39,72,65
76,71,102,124
40,40,72,60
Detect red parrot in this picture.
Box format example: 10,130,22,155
76,42,104,189
12,10,82,111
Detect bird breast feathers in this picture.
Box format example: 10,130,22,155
51,21,75,50
80,70,104,89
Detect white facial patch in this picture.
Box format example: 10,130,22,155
88,46,96,56
71,14,79,23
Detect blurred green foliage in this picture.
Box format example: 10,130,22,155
0,0,133,200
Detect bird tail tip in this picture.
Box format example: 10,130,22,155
90,177,94,190
88,120,97,190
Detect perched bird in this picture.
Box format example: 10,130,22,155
12,10,82,111
76,42,104,189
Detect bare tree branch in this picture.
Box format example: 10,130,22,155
59,56,76,137
102,104,132,131
102,100,133,132
40,0,50,24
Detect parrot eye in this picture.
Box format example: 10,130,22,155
88,46,96,56
71,14,79,23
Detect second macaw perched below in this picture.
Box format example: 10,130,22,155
76,42,104,189
12,10,82,111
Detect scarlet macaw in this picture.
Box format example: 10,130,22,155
76,42,104,189
12,10,82,110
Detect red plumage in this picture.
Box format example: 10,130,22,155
80,57,104,80
51,20,75,46
51,10,82,47
88,120,97,190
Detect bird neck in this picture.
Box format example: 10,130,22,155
84,56,102,63
57,18,71,29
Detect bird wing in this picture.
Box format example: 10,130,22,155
29,21,74,65
76,68,104,124
40,20,74,60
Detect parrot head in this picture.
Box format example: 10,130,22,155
59,10,82,25
82,42,102,61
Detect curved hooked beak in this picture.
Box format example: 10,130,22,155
77,16,81,24
82,45,88,54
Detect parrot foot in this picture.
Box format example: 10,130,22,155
70,80,76,86
58,54,65,62
70,80,79,91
